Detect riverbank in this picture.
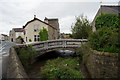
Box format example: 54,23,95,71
21,49,88,79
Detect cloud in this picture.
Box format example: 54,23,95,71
59,16,75,33
0,0,118,35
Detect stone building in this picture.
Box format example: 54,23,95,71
9,15,60,43
92,5,120,32
0,34,9,41
23,15,59,43
44,17,60,39
60,33,71,39
9,28,24,42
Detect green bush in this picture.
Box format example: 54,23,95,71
95,14,120,30
75,43,91,65
40,57,84,79
89,27,119,53
76,43,91,55
18,45,36,68
16,36,24,44
39,27,48,41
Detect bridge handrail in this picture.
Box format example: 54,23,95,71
27,39,88,46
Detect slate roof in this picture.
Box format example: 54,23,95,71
1,34,8,36
44,17,58,21
13,28,24,32
100,5,120,15
23,17,57,30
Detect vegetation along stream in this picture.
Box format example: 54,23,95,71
18,46,90,79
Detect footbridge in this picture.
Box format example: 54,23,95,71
7,39,88,78
28,39,88,57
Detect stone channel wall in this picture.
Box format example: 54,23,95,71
86,50,119,78
7,47,28,78
6,41,119,78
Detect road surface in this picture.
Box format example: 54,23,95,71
0,40,16,79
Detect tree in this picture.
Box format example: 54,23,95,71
39,27,48,41
95,14,119,30
71,15,92,39
16,36,24,44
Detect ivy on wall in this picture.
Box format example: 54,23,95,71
39,27,48,41
95,14,119,30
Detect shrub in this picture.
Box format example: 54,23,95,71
95,14,119,30
18,45,36,69
89,27,119,53
40,57,84,79
39,27,48,41
76,43,91,56
75,43,91,65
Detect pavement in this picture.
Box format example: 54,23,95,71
0,40,16,79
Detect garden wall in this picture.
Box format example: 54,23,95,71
86,50,119,78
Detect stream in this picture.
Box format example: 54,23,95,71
26,50,76,78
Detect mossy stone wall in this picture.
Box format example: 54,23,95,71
86,50,119,78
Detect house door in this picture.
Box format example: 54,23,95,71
11,38,13,42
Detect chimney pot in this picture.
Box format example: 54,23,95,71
34,15,36,18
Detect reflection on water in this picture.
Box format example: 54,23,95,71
55,50,76,57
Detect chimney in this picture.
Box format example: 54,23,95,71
44,17,48,23
44,17,48,20
34,15,36,19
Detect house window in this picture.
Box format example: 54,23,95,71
34,24,40,32
16,33,19,38
21,32,24,35
26,37,27,42
34,35,36,41
34,35,40,42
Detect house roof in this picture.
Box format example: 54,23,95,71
92,5,120,23
100,5,120,14
44,17,58,21
1,34,8,36
23,17,57,30
13,28,24,32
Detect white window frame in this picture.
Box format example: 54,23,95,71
34,35,40,42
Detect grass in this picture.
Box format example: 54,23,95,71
40,57,84,79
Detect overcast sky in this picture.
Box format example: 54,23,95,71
0,0,119,35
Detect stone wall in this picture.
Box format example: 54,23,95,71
7,47,28,78
86,49,119,78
